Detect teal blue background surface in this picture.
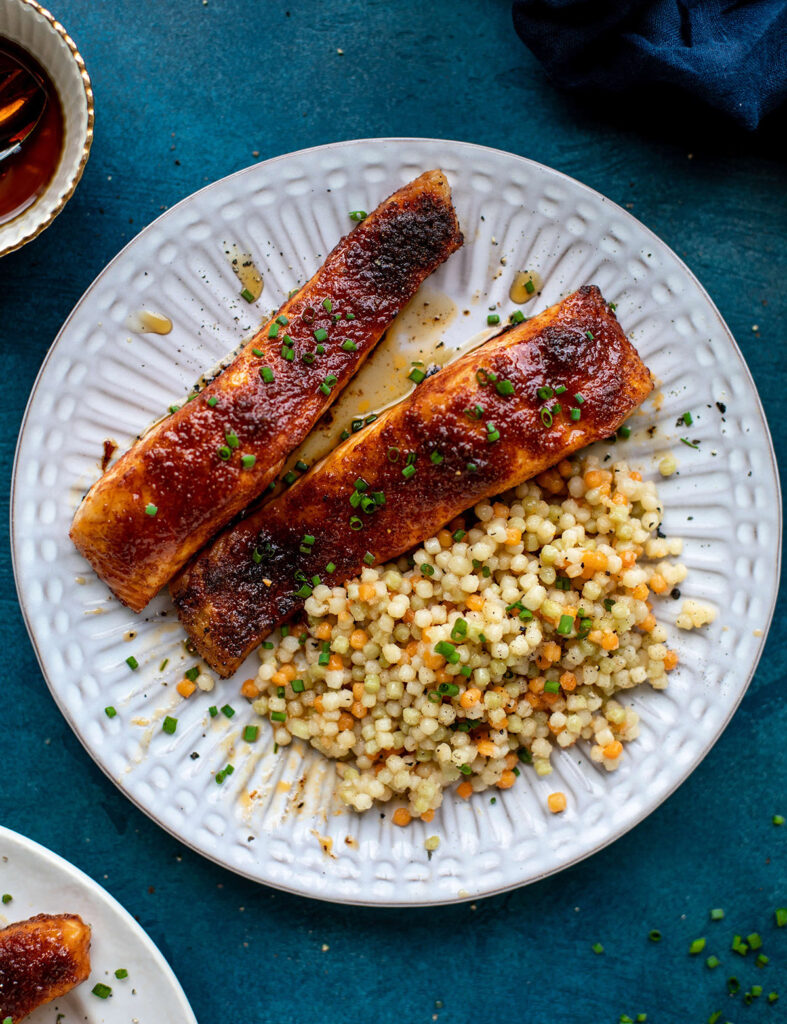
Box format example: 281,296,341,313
1,3,786,1022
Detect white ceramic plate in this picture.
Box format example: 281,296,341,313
12,139,780,906
0,826,196,1022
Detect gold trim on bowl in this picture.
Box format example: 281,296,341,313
0,0,95,257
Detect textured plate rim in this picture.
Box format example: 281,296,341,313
0,825,198,1020
10,137,783,906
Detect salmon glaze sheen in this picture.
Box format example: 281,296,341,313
69,171,463,611
171,286,653,676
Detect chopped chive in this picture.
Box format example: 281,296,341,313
402,464,416,479
218,445,232,460
346,312,355,320
363,552,375,566
510,310,525,324
162,716,177,734
574,393,585,404
591,943,604,954
169,404,181,414
281,334,294,347
341,339,358,352
277,314,289,325
460,665,472,678
241,454,256,469
773,814,785,825
496,379,515,396
434,640,460,664
324,561,336,574
420,563,434,577
145,503,158,516
314,327,328,342
618,425,631,438
225,431,239,449
452,529,466,541
252,347,264,357
292,679,305,693
768,991,779,1003
537,386,554,400
648,930,661,942
92,983,112,999
126,655,139,671
294,584,313,598
243,725,259,742
585,330,594,340
727,977,740,994
467,461,478,472
408,367,426,384
281,346,295,361
268,322,280,338
540,408,553,428
689,938,706,954
221,704,235,718
283,470,298,485
349,516,363,531
556,614,574,636
680,437,699,448
459,764,472,775
570,407,581,421
544,679,560,693
682,411,693,426
710,908,725,920
524,278,535,294
114,968,128,979
450,618,468,640
706,955,721,968
104,706,117,718
208,705,218,717
387,446,400,462
756,954,769,966
486,427,500,443
775,907,787,927
260,365,275,383
252,547,263,564
240,288,255,303
747,933,763,950
348,210,367,221
487,313,500,325
302,352,316,365
206,395,218,407
322,297,332,312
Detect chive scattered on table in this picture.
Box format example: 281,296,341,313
162,716,177,734
126,655,138,671
92,983,112,998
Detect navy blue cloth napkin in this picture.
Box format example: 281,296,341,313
512,0,787,129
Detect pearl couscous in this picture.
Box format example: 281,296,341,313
246,453,715,818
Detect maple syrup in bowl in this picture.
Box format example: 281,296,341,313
0,0,93,256
0,37,64,225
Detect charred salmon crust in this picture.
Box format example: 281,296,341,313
69,170,463,611
172,285,653,676
0,913,91,1020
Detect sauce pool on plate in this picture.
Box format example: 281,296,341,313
0,38,64,226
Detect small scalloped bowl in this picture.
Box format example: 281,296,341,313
0,0,93,257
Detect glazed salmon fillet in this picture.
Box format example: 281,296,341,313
0,914,91,1021
70,170,463,611
172,286,653,675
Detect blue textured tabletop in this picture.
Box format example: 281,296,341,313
1,2,786,1022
